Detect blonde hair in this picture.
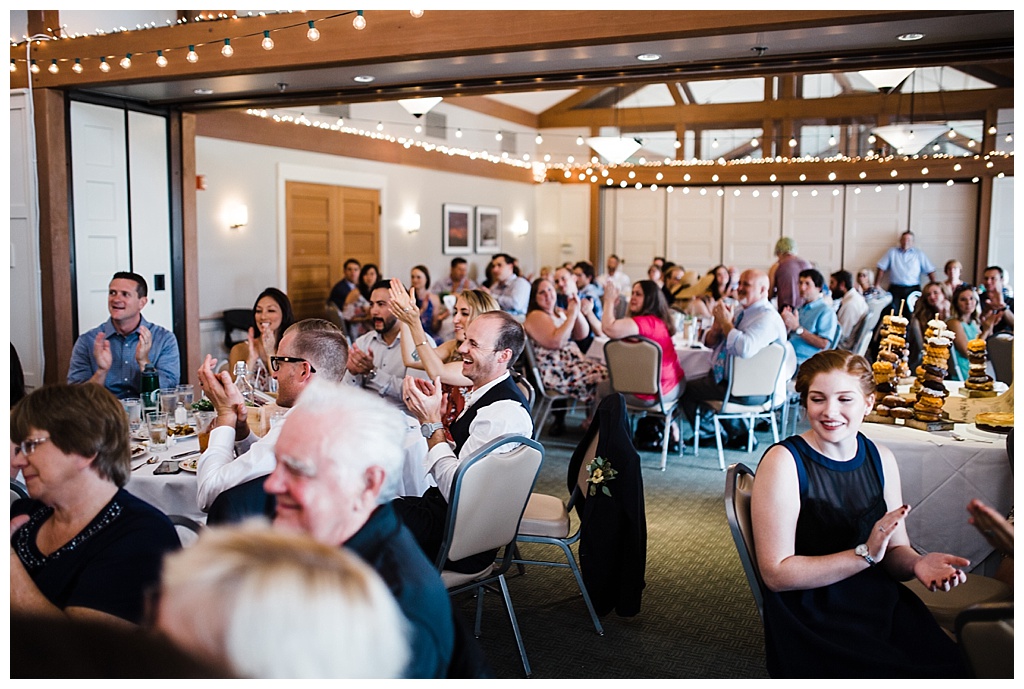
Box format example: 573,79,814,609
458,288,500,321
159,522,410,678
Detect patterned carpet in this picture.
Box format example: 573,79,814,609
452,413,790,679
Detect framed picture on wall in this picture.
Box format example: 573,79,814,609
442,204,473,255
475,206,501,253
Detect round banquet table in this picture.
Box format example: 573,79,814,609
126,434,205,524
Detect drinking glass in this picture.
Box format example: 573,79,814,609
160,390,179,415
121,398,142,433
147,411,169,452
194,411,217,453
176,384,194,408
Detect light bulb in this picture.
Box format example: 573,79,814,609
828,135,836,146
788,137,797,147
535,133,543,145
10,60,16,73
414,124,422,134
221,39,233,57
48,60,59,74
455,129,462,138
353,11,366,30
947,129,956,138
674,139,682,149
495,132,503,141
576,136,584,146
306,21,320,41
187,45,198,63
120,54,131,69
987,126,997,135
156,51,167,67
30,60,40,74
1006,134,1013,143
711,138,719,148
72,58,83,73
410,10,423,18
751,138,758,147
376,121,383,131
99,57,110,73
261,31,274,50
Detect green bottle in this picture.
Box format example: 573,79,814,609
141,364,160,415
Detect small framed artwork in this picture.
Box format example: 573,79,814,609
475,206,502,253
442,204,473,255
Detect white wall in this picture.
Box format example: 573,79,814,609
195,136,540,357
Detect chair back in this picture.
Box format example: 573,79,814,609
323,301,346,332
725,342,786,401
604,336,662,398
724,463,765,620
905,290,922,312
168,514,205,548
853,293,893,357
987,333,1013,385
11,479,29,507
222,308,255,351
511,370,535,409
521,338,555,403
439,435,544,566
828,322,843,350
955,602,1014,678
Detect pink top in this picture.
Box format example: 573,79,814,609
634,315,685,398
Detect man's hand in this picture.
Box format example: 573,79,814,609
93,332,112,373
346,343,375,375
197,354,248,437
134,325,153,367
780,306,800,332
403,375,443,424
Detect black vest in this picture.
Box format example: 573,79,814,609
448,375,530,455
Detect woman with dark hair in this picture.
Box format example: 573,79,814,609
342,263,380,341
947,283,999,381
10,384,180,626
523,278,608,434
907,281,950,371
751,350,968,678
409,265,444,345
229,287,296,392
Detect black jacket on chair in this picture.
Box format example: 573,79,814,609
568,393,647,617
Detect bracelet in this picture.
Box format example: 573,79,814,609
416,340,429,347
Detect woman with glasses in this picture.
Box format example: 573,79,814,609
389,279,499,437
228,287,295,392
10,384,180,626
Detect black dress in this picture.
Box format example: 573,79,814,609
762,434,966,678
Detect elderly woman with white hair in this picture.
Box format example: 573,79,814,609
155,522,411,679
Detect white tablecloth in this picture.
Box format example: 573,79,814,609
860,421,1012,572
126,435,205,524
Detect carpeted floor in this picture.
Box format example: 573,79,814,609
452,412,794,679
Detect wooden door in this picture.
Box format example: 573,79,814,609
285,182,379,320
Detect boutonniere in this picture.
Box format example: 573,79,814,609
585,456,618,497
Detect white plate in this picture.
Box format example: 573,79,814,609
130,443,148,458
179,459,199,473
960,425,1006,441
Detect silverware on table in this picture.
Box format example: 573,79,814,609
132,456,159,471
171,449,200,460
949,432,993,444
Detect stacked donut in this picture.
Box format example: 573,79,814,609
872,353,913,422
878,314,912,380
913,333,953,423
964,338,995,392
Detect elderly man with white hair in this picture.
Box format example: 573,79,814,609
264,380,454,679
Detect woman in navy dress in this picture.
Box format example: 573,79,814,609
751,349,969,678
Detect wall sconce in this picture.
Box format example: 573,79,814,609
401,213,421,234
228,204,248,230
511,220,530,237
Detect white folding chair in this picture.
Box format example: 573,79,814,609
694,343,785,470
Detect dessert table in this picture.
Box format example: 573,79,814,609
859,421,1012,574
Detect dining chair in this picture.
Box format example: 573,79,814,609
955,602,1014,678
513,430,604,635
853,293,893,358
724,463,765,622
221,308,255,352
510,369,535,410
987,333,1013,385
168,514,206,548
603,335,681,471
435,434,544,677
694,342,785,470
519,338,577,440
901,573,1011,633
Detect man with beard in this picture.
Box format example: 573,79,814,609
343,279,416,410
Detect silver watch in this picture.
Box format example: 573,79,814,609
420,422,444,438
855,543,876,567
795,326,805,336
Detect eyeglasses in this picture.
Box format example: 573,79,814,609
269,356,316,373
14,437,50,457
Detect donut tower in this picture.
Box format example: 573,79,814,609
871,308,913,420
965,338,995,392
912,319,955,423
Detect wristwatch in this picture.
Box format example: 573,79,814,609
365,367,377,380
855,544,877,567
794,326,805,336
420,422,444,438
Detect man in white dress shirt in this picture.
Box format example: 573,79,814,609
484,253,531,317
394,311,533,573
194,320,348,512
597,254,632,294
830,270,868,351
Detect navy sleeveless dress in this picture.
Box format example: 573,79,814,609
762,433,966,678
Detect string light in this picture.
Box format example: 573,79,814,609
10,59,16,73
30,60,40,74
72,58,83,73
221,39,233,57
48,59,59,74
261,31,274,50
535,133,543,145
576,136,584,146
376,121,384,131
353,11,366,30
186,45,198,63
455,129,462,138
410,10,424,18
99,57,110,72
119,54,132,69
306,21,320,42
156,50,167,67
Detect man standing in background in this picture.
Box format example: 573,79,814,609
876,230,937,307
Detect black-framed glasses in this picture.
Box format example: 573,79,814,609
269,356,316,373
14,437,50,457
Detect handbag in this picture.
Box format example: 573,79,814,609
632,416,664,451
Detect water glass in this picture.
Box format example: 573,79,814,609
160,389,179,415
147,411,169,452
121,398,142,433
176,384,194,408
270,410,288,431
194,411,218,453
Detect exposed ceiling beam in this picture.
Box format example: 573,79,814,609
447,95,538,129
540,87,606,117
955,64,1014,88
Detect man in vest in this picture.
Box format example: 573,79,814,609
393,311,533,573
